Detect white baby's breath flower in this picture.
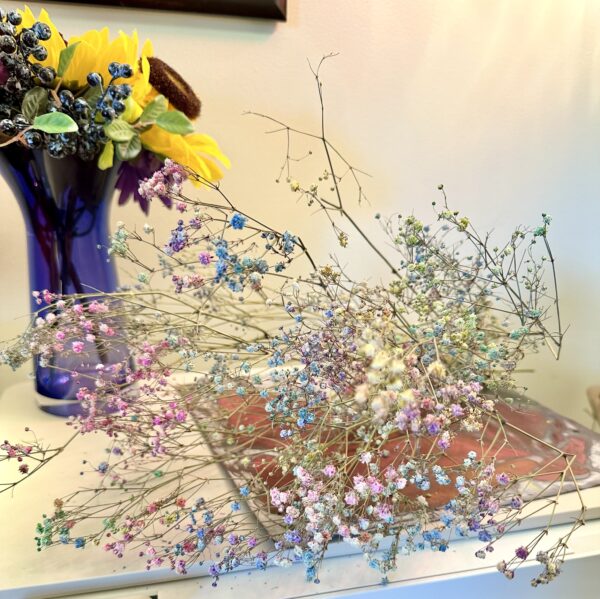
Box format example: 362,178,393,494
386,378,404,392
354,383,369,404
427,360,447,378
371,390,395,420
390,358,406,374
398,389,415,404
367,371,381,385
371,350,390,370
360,343,376,358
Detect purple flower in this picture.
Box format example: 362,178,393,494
116,151,171,214
198,251,212,265
496,472,510,485
515,546,529,560
510,495,523,509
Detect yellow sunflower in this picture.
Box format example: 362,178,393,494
17,6,230,181
140,126,230,181
61,27,111,88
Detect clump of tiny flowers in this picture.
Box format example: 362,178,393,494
138,159,189,204
0,111,572,589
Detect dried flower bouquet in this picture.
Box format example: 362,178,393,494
0,57,588,589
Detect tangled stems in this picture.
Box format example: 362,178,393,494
0,60,578,589
1,428,79,494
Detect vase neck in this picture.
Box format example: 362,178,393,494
0,147,121,304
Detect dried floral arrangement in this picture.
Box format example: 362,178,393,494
0,5,228,210
0,57,586,589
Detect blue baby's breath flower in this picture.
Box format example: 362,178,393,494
230,213,247,230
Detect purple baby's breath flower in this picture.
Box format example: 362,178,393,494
496,473,510,485
515,546,529,560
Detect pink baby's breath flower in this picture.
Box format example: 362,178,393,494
384,467,397,481
344,491,359,506
375,504,392,522
322,464,336,477
306,489,319,503
88,301,109,314
294,466,312,484
337,524,351,538
270,488,290,507
137,353,153,367
367,476,384,494
72,341,84,353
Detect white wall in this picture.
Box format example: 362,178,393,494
0,0,598,424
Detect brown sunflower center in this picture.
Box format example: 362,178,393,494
146,56,201,120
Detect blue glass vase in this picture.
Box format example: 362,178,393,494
0,146,125,416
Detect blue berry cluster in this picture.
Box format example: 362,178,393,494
37,64,134,159
0,7,135,161
0,9,54,95
0,9,54,131
20,62,134,159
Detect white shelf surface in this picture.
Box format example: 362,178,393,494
1,378,600,599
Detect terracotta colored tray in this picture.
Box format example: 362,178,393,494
186,388,600,535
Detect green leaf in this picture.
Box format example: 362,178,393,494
104,119,136,143
139,94,168,124
115,134,142,161
155,110,194,135
57,42,80,78
98,141,114,170
32,112,78,134
22,87,48,122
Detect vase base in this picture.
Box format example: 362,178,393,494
35,394,86,418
